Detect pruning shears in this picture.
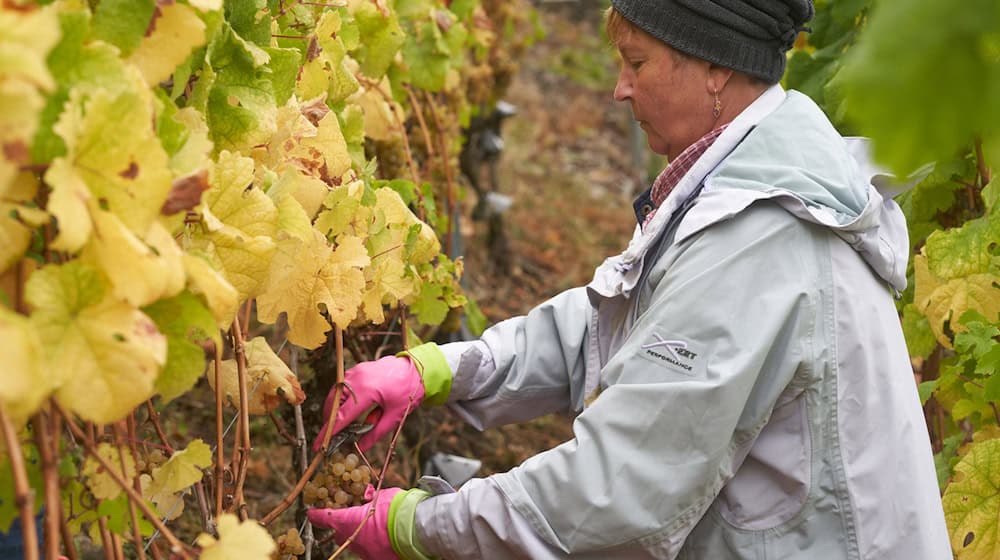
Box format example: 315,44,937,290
324,404,380,457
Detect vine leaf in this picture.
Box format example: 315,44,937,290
0,192,48,274
197,514,275,560
189,150,278,302
149,439,212,495
82,443,136,501
842,0,1000,175
0,80,48,195
126,2,207,86
914,255,1000,348
0,308,47,427
943,438,1000,559
82,209,186,307
257,232,369,349
46,79,173,252
144,291,220,402
182,253,240,329
27,262,167,424
209,337,306,415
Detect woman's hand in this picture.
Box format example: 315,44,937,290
307,486,403,559
312,356,425,453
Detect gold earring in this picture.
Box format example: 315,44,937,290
713,90,722,119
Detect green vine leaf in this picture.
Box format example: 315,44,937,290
842,0,1000,176
144,291,220,402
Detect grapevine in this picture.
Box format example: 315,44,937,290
0,0,537,558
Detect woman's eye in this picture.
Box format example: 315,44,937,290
629,60,644,70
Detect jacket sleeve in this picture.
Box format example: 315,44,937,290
413,204,821,557
438,286,593,430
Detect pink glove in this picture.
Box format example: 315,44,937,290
313,356,425,453
307,486,402,559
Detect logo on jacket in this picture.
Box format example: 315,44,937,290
642,333,698,372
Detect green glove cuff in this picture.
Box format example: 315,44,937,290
388,489,436,560
399,342,452,407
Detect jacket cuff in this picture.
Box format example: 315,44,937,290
400,342,452,407
388,489,436,560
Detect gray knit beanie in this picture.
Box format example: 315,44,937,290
610,0,814,84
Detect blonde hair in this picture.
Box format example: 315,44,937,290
605,7,637,46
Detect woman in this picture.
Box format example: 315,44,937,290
308,1,951,558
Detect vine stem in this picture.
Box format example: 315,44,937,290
0,402,39,560
975,137,993,187
291,348,316,560
400,306,409,350
261,326,346,526
230,315,252,519
32,409,61,560
405,85,436,160
422,90,459,257
144,401,175,454
57,405,192,558
214,343,225,519
87,423,117,560
112,423,146,560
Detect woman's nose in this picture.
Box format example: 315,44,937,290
613,73,632,102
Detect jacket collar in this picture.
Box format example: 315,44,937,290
588,85,787,300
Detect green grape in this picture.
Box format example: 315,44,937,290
344,454,359,470
334,490,350,505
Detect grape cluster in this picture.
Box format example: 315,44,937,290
274,528,305,559
303,452,373,509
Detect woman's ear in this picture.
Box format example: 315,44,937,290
706,64,735,94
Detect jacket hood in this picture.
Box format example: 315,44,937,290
683,91,912,291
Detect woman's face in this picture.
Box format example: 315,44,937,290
613,29,715,160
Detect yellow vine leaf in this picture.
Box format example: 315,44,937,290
272,168,329,220
197,514,275,560
127,2,206,86
187,0,223,12
140,473,185,521
149,439,211,495
26,262,167,424
914,255,1000,348
374,187,440,264
943,438,1000,559
257,231,370,349
0,6,59,191
42,157,92,252
352,78,403,142
188,151,277,302
274,191,315,243
209,337,306,415
315,180,371,239
0,81,44,196
46,77,173,251
1,171,43,261
257,100,352,187
0,308,46,427
82,443,136,501
82,208,185,307
182,253,239,329
0,5,59,92
295,11,360,103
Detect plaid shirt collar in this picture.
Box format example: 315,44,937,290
643,124,728,227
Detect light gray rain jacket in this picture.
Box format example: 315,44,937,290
412,85,951,559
